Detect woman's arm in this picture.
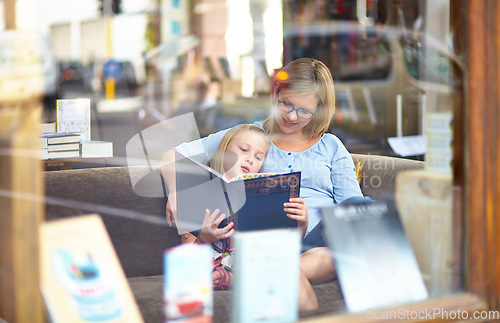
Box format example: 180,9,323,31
330,139,363,203
284,197,309,238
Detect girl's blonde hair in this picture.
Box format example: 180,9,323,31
263,58,336,138
207,124,271,176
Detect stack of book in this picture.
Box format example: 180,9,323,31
40,132,81,159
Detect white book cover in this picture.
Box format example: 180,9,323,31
231,229,301,323
164,244,213,322
56,98,91,141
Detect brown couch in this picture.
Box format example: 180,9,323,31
44,154,424,322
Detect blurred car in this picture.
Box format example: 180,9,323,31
101,59,140,94
58,60,86,92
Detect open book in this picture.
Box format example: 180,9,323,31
173,151,301,238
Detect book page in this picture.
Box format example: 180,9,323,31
56,98,91,140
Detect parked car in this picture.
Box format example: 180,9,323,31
58,60,87,94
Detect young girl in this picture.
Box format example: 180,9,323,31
179,124,308,289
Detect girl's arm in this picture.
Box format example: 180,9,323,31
181,209,235,244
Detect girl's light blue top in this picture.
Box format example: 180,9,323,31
175,121,363,235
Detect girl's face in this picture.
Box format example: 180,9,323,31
275,92,319,136
223,131,268,179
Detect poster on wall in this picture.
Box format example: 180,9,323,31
40,214,143,323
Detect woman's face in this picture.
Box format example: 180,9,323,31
223,131,268,180
275,92,319,136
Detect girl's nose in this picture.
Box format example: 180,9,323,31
246,157,253,165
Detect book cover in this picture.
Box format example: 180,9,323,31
56,98,91,141
231,229,301,323
42,132,81,145
81,140,114,158
173,151,300,237
320,200,428,312
163,244,213,322
40,214,144,323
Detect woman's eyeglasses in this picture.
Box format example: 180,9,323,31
277,100,315,120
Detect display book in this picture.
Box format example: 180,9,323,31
40,214,143,323
231,229,301,323
173,151,301,249
320,199,428,313
163,243,213,323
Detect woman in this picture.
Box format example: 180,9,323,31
161,57,365,311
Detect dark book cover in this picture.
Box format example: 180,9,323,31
321,200,428,312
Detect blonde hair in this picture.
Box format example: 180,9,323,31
263,58,336,138
207,124,271,176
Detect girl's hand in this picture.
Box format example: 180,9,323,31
197,209,235,244
284,198,308,238
166,193,177,227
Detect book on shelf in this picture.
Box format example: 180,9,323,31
81,140,113,158
163,244,213,322
42,132,81,145
56,98,91,141
40,214,143,322
173,151,300,238
231,229,301,323
47,142,80,152
320,200,428,312
40,122,56,134
42,149,80,160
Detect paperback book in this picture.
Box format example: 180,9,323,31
231,229,301,323
163,244,213,322
47,142,80,152
44,149,81,159
42,132,81,145
173,151,300,239
321,200,428,312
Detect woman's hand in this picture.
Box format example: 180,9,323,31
197,209,235,244
284,198,308,238
166,192,177,227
